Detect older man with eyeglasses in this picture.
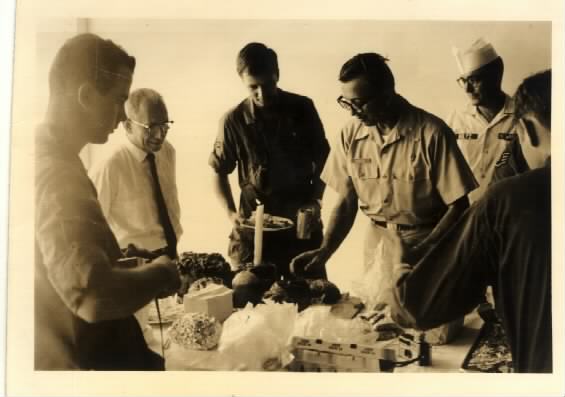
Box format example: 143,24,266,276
290,53,477,344
447,38,530,202
90,88,182,260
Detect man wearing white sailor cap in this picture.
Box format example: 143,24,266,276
447,38,528,202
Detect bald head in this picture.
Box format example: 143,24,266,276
124,88,172,153
125,88,168,121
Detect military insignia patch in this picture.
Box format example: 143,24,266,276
454,133,479,140
497,133,517,141
495,151,511,168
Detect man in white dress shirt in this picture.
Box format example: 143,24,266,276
90,88,182,259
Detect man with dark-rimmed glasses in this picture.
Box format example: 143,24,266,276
448,38,530,202
90,87,182,260
290,52,477,344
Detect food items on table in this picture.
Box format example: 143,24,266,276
184,284,234,323
146,297,184,324
241,212,294,231
232,263,278,308
307,279,341,305
176,252,233,292
263,277,342,311
188,277,225,294
263,279,311,311
168,312,222,350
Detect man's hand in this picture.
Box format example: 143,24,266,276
148,255,181,299
299,200,322,221
289,247,330,278
122,243,158,260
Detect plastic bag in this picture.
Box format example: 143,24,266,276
293,305,378,345
350,230,401,310
218,300,298,370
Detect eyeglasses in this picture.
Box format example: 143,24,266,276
457,73,485,89
128,118,174,135
336,95,376,113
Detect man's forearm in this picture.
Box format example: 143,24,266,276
78,263,174,322
320,190,358,256
312,179,326,202
212,172,237,215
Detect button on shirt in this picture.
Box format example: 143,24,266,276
209,89,329,219
447,95,526,202
322,97,478,226
389,163,552,372
89,137,182,251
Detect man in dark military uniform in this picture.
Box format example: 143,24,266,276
387,70,552,373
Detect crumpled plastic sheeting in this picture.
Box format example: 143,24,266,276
350,233,401,311
293,305,378,345
165,300,298,370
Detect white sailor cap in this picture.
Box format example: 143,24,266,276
452,38,500,77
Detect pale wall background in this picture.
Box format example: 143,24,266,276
34,19,551,292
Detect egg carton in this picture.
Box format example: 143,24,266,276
288,336,397,372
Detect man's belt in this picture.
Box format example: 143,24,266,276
371,219,434,232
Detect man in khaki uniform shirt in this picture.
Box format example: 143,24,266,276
448,38,527,202
290,53,477,343
291,52,477,272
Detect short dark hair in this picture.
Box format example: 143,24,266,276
236,42,279,77
471,57,504,86
514,69,551,129
49,33,136,96
339,53,395,92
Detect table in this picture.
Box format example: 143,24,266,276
145,309,483,372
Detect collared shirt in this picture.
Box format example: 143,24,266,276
89,137,182,251
36,125,123,315
322,96,478,226
35,124,163,370
447,95,526,202
389,163,552,373
209,89,329,219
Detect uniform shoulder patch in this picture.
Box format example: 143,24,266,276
495,151,511,168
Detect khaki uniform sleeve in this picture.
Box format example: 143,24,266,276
431,124,478,205
320,127,355,197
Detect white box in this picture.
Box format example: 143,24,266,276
183,284,234,323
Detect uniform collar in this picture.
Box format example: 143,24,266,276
352,95,411,142
124,135,150,163
464,93,515,117
242,88,287,125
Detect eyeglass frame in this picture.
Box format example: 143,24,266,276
336,95,378,113
456,70,488,89
127,118,174,135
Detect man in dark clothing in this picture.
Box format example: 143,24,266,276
35,33,180,370
209,42,330,276
387,70,552,373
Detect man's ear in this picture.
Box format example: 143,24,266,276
77,82,96,111
522,118,540,147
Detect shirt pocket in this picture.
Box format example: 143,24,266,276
392,158,435,215
351,158,378,179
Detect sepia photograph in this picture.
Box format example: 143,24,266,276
3,0,565,396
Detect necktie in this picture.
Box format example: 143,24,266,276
146,152,177,258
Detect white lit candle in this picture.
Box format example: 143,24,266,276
253,204,264,265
